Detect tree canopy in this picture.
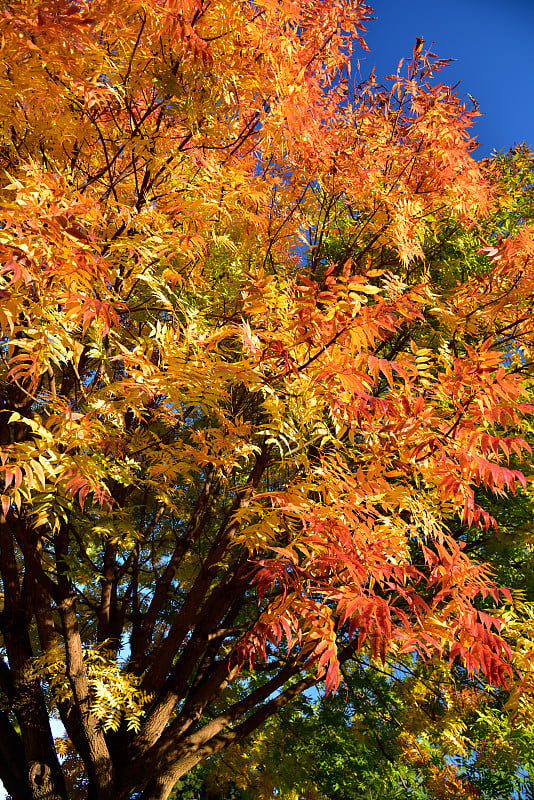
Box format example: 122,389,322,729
170,144,534,800
1,2,534,800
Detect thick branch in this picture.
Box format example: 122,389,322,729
129,466,219,669
55,527,115,800
140,444,270,691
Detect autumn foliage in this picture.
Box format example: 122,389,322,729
0,1,533,799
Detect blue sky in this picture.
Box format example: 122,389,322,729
356,0,534,158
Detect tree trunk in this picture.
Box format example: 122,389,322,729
0,518,68,800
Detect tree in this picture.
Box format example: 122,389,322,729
166,145,534,800
186,656,534,800
181,144,534,800
0,2,532,800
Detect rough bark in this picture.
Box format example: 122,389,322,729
0,517,68,800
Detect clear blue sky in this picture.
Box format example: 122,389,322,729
356,0,534,158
